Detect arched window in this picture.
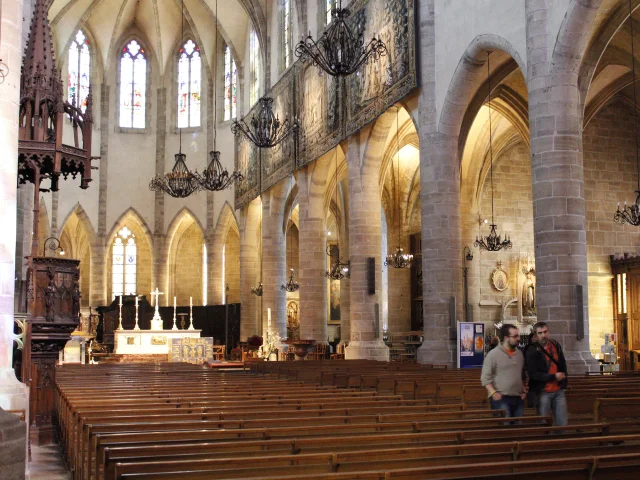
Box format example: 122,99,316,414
249,29,260,106
112,226,137,298
223,45,237,121
326,0,336,26
119,39,147,128
281,0,292,70
178,39,201,128
68,30,91,112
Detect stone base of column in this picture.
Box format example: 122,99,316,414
564,351,600,375
345,341,389,361
417,340,456,368
0,369,28,412
0,407,26,480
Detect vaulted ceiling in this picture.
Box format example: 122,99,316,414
48,0,263,77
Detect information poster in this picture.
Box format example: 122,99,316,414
457,322,485,368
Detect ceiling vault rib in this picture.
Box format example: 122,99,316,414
105,0,131,78
152,0,163,74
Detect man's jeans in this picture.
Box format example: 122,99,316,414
537,389,568,426
490,395,524,418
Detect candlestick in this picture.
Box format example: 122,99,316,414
134,295,140,330
117,295,123,330
188,302,195,330
172,296,178,330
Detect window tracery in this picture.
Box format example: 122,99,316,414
178,39,202,128
224,45,237,120
68,30,91,112
119,39,147,128
112,226,137,299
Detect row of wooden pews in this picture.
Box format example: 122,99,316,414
54,361,640,480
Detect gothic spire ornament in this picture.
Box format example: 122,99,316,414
149,0,200,198
474,52,512,252
295,0,388,77
614,0,640,226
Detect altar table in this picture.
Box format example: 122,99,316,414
114,329,202,355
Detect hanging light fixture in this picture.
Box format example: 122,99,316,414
385,106,413,268
197,0,243,191
149,0,200,198
615,0,640,225
325,147,350,280
281,226,299,292
295,0,388,78
231,0,298,148
474,51,512,252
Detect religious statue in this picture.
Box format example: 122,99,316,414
522,267,536,316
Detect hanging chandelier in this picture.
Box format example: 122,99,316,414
149,0,200,198
281,269,299,292
325,245,350,280
325,147,350,280
295,0,388,77
232,0,298,149
198,0,243,191
252,198,264,296
385,106,413,268
474,51,512,252
251,282,263,296
231,97,298,148
614,0,640,226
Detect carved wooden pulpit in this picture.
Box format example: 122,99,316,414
23,257,80,445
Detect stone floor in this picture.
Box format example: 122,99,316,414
29,444,69,480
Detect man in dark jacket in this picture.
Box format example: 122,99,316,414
525,322,568,426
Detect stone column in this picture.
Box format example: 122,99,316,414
261,183,289,340
344,136,389,360
525,0,598,373
0,0,29,473
297,166,327,342
153,87,167,299
416,0,459,367
239,198,261,340
338,191,351,344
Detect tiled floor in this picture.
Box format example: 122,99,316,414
29,444,69,480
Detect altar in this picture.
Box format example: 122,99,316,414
114,329,202,355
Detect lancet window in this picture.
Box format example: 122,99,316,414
119,39,147,128
68,30,91,112
224,45,237,120
112,226,137,298
178,39,202,128
249,29,260,106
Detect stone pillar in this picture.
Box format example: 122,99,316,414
261,183,289,340
153,87,167,300
297,166,327,342
1,0,30,474
416,0,459,367
338,178,351,344
344,136,389,361
386,225,412,333
239,198,261,340
525,0,598,373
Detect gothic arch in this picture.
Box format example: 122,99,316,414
166,208,206,305
211,202,241,305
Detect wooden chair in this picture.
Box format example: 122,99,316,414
308,343,327,360
330,343,345,360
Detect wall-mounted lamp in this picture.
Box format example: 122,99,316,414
42,237,65,257
464,246,473,262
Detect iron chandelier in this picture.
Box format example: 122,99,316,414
474,51,512,252
295,0,388,77
198,0,243,191
251,282,263,296
385,106,413,269
231,97,298,148
281,269,299,292
325,244,350,280
149,0,200,198
614,0,640,226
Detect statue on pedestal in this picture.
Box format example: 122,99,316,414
522,267,536,317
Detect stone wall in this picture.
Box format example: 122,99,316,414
583,100,640,352
225,229,241,304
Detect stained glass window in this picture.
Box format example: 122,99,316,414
119,40,147,128
68,30,91,112
223,45,237,121
112,226,137,299
282,0,292,70
178,39,201,128
326,0,336,26
250,29,260,106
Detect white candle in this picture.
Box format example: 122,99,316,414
267,308,271,328
174,296,176,308
190,296,192,307
135,296,138,308
119,295,123,307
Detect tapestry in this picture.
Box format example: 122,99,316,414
235,0,416,209
169,336,214,364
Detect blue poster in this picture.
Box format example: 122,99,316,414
457,322,485,368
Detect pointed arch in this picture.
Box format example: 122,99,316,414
106,208,154,301
211,202,241,305
166,208,206,305
59,203,96,307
